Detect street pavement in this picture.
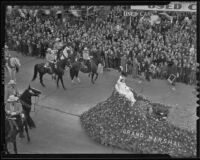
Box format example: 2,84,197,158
4,51,198,154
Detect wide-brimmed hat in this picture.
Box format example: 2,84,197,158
8,80,16,85
84,47,88,50
47,48,51,52
7,95,19,102
4,45,8,49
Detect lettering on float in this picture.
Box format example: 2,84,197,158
122,129,181,147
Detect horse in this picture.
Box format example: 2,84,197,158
31,58,71,90
5,111,30,154
18,85,41,129
69,54,103,84
6,56,21,82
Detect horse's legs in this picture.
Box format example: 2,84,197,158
71,75,75,84
76,77,81,83
39,73,45,87
24,121,30,142
91,72,95,84
60,75,66,90
13,140,17,154
70,68,75,84
24,109,36,129
57,75,60,88
75,71,80,83
95,72,98,81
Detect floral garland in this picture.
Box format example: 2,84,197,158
80,88,196,157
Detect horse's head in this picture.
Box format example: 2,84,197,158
62,58,72,68
76,57,85,67
24,85,41,97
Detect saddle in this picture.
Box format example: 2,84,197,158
45,62,56,72
5,114,21,140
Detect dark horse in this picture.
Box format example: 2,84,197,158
32,58,71,90
19,85,41,130
5,111,30,154
69,54,103,84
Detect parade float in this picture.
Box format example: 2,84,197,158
80,76,196,157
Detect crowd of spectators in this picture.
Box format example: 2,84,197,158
6,6,197,85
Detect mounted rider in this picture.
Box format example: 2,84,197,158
5,80,24,138
82,47,91,70
45,48,56,78
53,38,65,61
61,45,72,60
53,38,63,51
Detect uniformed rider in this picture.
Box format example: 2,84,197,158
82,47,91,70
5,80,24,138
45,48,56,78
61,46,71,60
53,38,63,51
5,80,20,102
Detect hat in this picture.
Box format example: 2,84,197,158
55,38,60,42
47,48,51,52
7,95,19,102
84,47,88,50
8,80,16,85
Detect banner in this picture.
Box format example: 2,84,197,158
131,2,196,12
124,11,138,17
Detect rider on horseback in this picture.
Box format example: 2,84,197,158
82,47,91,71
45,48,57,78
5,80,24,138
54,38,63,51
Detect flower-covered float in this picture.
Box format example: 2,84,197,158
80,76,196,157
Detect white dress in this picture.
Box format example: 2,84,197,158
115,76,136,105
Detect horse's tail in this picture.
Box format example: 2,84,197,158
32,65,38,81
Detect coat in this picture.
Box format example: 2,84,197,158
5,101,22,115
5,85,20,102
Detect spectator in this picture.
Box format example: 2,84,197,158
6,6,196,86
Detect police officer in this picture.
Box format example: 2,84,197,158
82,47,91,70
5,80,24,138
5,80,20,102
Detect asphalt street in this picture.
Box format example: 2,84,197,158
4,51,197,154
